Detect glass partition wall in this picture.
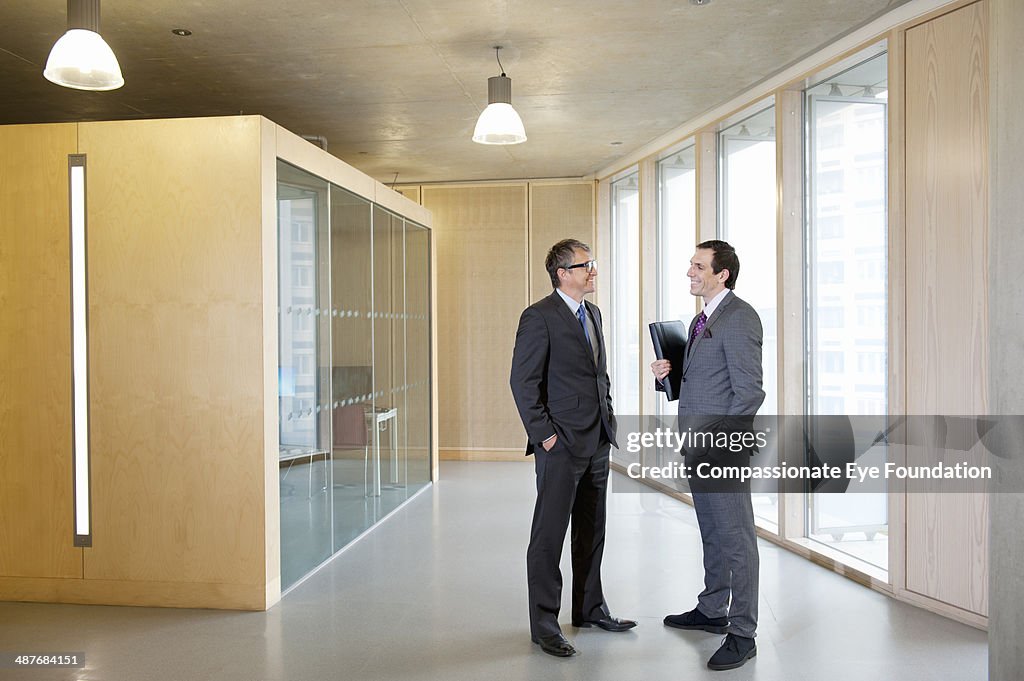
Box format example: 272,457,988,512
278,165,333,579
277,161,432,590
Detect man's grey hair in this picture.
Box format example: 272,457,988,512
545,239,591,289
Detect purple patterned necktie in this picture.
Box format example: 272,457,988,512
690,311,707,344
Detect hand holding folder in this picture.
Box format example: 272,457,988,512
649,320,687,401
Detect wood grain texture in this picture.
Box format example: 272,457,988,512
886,27,910,599
595,179,612,315
78,117,266,591
421,184,527,450
904,0,989,617
0,124,82,580
429,224,440,481
696,131,719,244
638,159,658,417
440,448,526,461
0,575,265,610
394,185,421,205
776,92,807,539
404,223,433,483
259,117,281,608
528,182,594,303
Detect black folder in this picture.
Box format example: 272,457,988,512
649,320,687,401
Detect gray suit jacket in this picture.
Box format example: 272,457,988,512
510,291,617,457
677,290,765,418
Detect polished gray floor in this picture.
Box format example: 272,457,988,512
0,462,986,681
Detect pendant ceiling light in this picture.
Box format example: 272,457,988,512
44,0,124,91
472,47,526,145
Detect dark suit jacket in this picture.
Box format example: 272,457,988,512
510,291,617,457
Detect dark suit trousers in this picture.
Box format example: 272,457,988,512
527,441,612,639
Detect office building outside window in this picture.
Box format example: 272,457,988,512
719,105,779,530
805,51,889,571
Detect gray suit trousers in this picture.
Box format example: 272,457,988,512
692,487,759,638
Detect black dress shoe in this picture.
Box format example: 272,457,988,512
532,633,577,657
707,633,756,671
572,615,637,631
663,607,729,634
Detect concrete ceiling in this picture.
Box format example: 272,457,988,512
1,0,909,183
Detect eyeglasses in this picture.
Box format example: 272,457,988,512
563,259,597,274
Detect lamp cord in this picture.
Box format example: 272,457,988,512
495,46,506,77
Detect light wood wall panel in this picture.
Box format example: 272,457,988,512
77,118,267,597
887,27,911,596
637,160,658,417
776,91,807,538
528,182,595,302
0,124,82,580
258,117,281,608
394,185,421,205
904,0,989,617
988,0,1024,672
696,131,719,244
421,185,527,451
595,179,612,316
404,224,433,477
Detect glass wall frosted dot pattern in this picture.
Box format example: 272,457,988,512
329,184,374,552
719,105,779,530
805,52,889,571
277,163,332,588
277,161,433,591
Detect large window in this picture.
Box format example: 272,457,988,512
610,171,641,441
719,105,779,530
657,145,698,348
806,52,888,571
653,146,697,469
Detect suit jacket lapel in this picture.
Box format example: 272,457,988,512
550,291,594,361
702,291,734,336
682,291,735,373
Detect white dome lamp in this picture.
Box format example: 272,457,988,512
44,0,124,91
472,47,526,145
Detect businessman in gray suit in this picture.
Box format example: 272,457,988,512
651,239,765,671
511,239,635,658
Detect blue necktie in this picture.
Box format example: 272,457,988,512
576,303,590,344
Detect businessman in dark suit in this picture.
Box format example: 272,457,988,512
652,240,765,671
510,239,635,658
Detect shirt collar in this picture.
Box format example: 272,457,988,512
555,287,585,314
701,288,731,319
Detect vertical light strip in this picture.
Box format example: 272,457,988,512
69,154,92,547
